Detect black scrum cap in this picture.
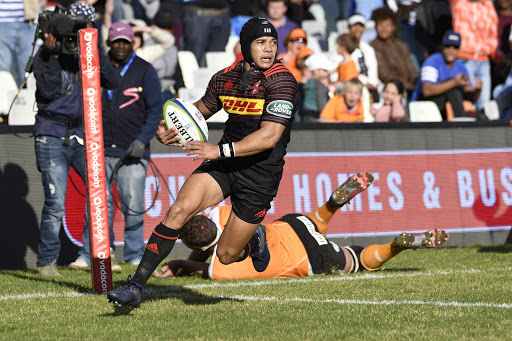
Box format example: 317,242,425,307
239,17,278,67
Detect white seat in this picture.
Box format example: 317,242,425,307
336,20,349,34
177,87,228,123
328,31,339,54
205,51,233,71
177,50,199,88
193,68,217,90
8,88,37,126
0,71,18,116
484,100,500,120
225,35,239,57
177,87,205,103
207,108,229,123
302,20,327,41
409,101,443,122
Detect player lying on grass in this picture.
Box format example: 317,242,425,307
153,172,450,280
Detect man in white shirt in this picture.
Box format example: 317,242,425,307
347,14,381,102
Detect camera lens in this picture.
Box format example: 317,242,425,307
63,36,78,53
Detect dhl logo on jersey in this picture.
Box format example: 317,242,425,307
219,96,265,116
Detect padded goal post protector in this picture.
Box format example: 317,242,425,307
78,28,113,294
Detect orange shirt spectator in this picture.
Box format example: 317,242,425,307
335,33,360,83
319,78,364,123
449,0,498,61
278,28,308,81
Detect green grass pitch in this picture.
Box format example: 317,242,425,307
1,245,512,340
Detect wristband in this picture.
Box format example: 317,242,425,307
218,143,236,158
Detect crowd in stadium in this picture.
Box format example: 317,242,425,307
1,0,512,123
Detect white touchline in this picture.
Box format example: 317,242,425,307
2,267,511,308
148,292,512,310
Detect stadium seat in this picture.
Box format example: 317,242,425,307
336,20,349,34
328,31,339,54
193,68,217,90
205,51,233,71
177,50,199,88
178,87,205,103
207,108,229,123
0,71,18,116
484,100,500,120
302,20,327,41
177,87,228,123
409,101,443,122
8,88,37,126
225,35,239,57
362,86,374,123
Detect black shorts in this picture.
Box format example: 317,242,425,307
196,160,280,224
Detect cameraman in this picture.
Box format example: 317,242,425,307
33,3,119,276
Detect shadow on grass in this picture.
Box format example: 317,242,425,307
380,268,421,272
102,285,243,316
2,271,91,293
477,244,512,254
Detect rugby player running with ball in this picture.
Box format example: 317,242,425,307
108,17,301,309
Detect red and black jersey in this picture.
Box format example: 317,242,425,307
201,60,298,181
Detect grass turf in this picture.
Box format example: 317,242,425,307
1,244,512,340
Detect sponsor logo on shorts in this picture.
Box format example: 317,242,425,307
220,96,264,115
266,100,293,118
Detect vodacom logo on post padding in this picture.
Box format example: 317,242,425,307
79,28,112,294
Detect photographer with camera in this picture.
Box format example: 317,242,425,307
34,2,119,277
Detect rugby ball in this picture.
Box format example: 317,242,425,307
163,98,208,146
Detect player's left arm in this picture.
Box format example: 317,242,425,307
154,259,210,279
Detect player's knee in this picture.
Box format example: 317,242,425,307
164,203,192,228
216,248,239,265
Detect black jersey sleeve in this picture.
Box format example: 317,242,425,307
202,70,223,114
261,63,299,126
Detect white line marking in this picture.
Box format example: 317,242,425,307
2,267,511,310
149,292,512,309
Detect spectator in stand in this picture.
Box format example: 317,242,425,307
130,22,175,64
278,27,308,81
181,0,231,67
319,77,365,123
370,7,418,97
352,0,386,43
0,0,38,88
394,0,426,70
266,0,299,55
410,31,482,120
492,54,512,120
335,34,360,84
413,0,453,56
448,0,498,112
300,52,338,122
495,0,512,64
151,7,185,102
286,0,316,25
347,13,381,103
371,79,406,122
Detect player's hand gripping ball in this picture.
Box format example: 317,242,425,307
163,98,208,146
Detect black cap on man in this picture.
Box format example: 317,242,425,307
239,17,278,67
